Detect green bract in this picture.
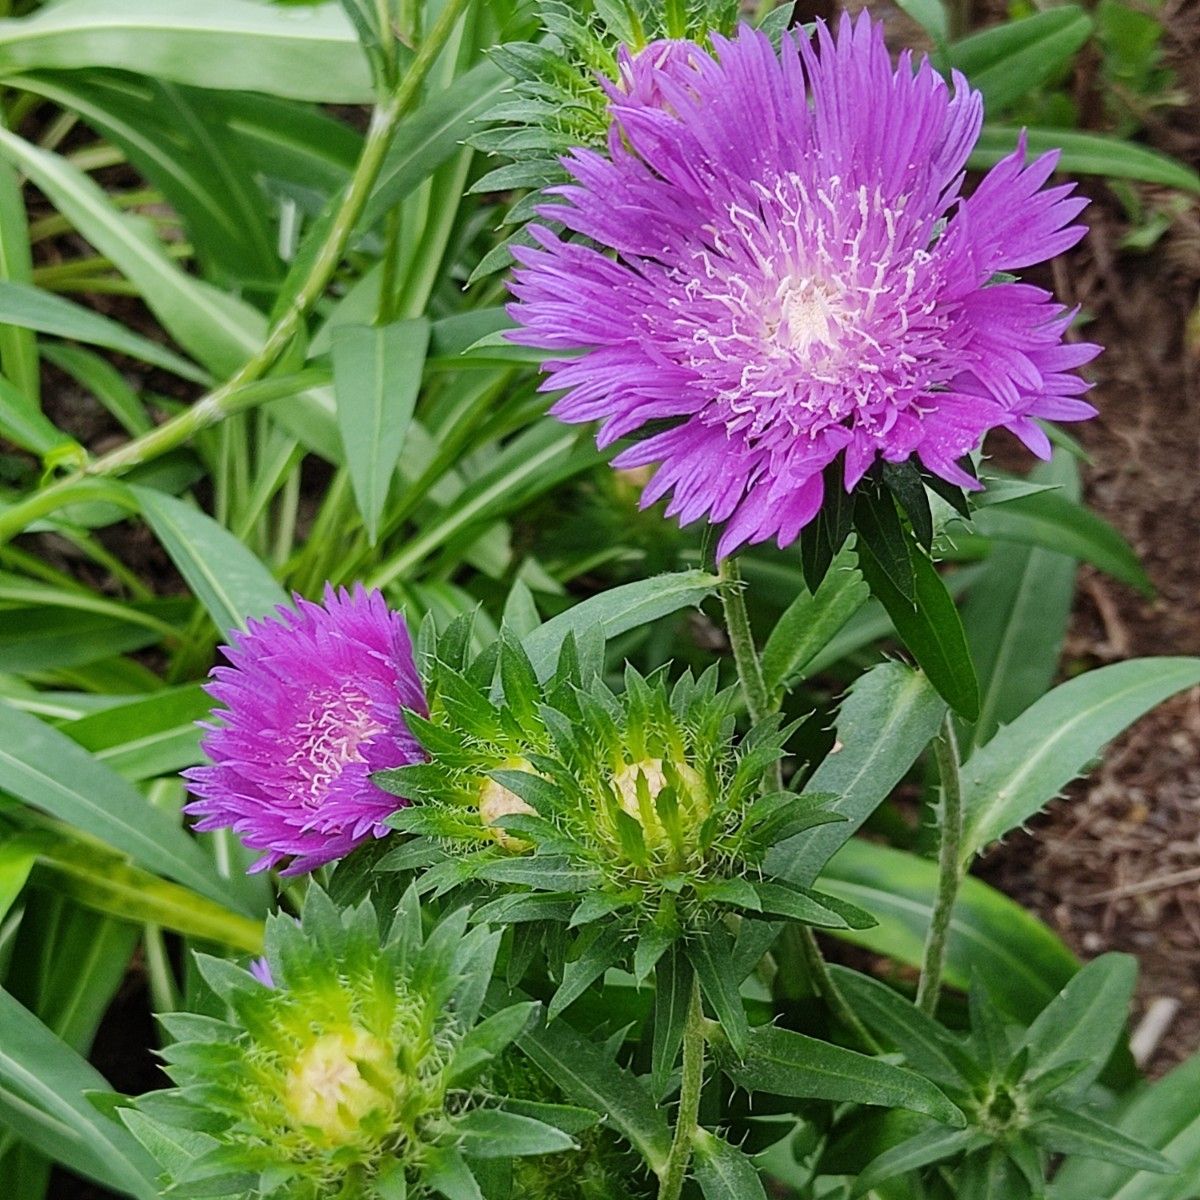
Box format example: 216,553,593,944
122,889,575,1199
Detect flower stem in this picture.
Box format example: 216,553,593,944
718,556,771,728
0,0,472,548
917,715,964,1016
658,976,705,1200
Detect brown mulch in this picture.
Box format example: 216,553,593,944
980,1,1200,1075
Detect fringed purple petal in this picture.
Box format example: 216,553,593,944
184,584,427,875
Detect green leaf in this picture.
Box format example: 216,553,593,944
548,925,626,1020
829,966,981,1090
693,1128,769,1200
131,485,288,636
0,375,72,456
446,1002,539,1088
1050,1050,1200,1199
948,7,1093,114
517,1010,672,1176
970,126,1200,194
819,839,1078,1021
766,662,946,886
522,570,721,681
333,319,430,543
18,72,281,287
961,657,1200,858
859,538,980,720
966,488,1150,595
63,685,208,781
0,987,158,1198
854,1127,983,1196
0,701,242,913
0,125,263,377
717,1024,963,1127
761,547,869,697
0,837,37,923
1020,952,1136,1097
424,1146,484,1200
29,835,264,952
453,1108,576,1159
962,455,1080,746
361,61,508,228
856,482,916,601
688,921,750,1058
0,281,207,383
0,0,372,102
652,944,693,1097
894,0,948,42
1034,1106,1175,1174
0,597,188,674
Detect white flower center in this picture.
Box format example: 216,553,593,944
290,683,385,804
774,277,846,353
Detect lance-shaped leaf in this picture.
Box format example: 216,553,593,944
522,570,720,680
766,662,945,886
1018,952,1136,1097
516,1010,672,1177
0,702,247,913
714,1024,964,1127
853,1126,986,1197
333,319,429,544
132,485,287,636
0,988,158,1197
452,1109,576,1159
961,657,1200,858
1032,1106,1175,1174
1049,1050,1200,1199
693,1129,769,1200
761,545,869,697
819,839,1078,1021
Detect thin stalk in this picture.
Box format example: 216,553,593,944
0,0,472,548
717,555,771,727
917,716,964,1016
658,977,704,1200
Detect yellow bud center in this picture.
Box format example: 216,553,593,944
283,1027,397,1148
478,758,538,851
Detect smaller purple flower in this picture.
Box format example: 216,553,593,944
184,584,426,875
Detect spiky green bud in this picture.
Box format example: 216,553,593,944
123,889,576,1198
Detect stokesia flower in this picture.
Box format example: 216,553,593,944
507,14,1101,557
184,584,426,874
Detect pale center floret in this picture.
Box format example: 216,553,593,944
773,276,847,354
478,756,538,850
611,758,707,855
283,1027,397,1147
290,683,385,805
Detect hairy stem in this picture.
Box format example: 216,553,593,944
718,556,771,728
658,977,705,1200
917,715,964,1016
0,0,472,548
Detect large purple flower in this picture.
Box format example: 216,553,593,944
184,584,426,875
507,15,1100,556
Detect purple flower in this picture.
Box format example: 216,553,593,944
507,15,1100,557
184,584,426,875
